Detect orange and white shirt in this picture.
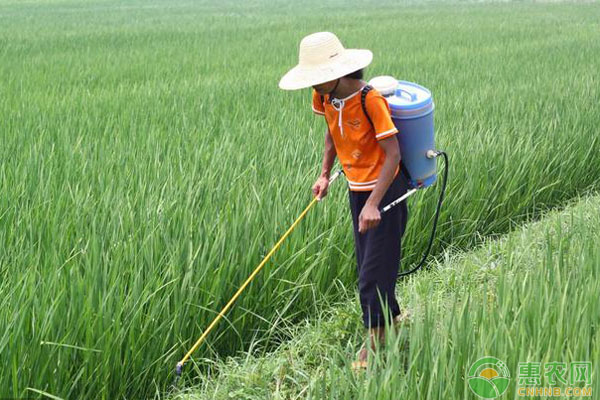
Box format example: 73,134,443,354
312,87,399,191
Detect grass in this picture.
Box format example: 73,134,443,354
0,0,599,398
172,193,600,399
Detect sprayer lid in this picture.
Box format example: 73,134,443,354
369,77,434,118
386,81,432,111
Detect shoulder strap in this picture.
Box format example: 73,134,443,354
360,85,374,128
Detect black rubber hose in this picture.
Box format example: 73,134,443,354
398,151,448,278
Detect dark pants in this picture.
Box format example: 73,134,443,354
348,172,409,328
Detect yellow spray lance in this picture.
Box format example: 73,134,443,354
175,169,344,378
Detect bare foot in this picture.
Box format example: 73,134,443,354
352,346,369,371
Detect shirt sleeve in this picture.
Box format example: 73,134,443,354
365,91,398,140
312,90,325,116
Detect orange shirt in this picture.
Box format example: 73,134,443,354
312,87,399,191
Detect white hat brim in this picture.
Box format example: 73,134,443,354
279,49,373,91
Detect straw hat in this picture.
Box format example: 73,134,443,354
279,32,373,91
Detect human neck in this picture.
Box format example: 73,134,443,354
330,78,366,99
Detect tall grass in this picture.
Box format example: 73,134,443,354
309,196,600,399
0,0,599,398
175,193,600,399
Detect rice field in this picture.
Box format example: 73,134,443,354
1,0,599,399
173,193,600,399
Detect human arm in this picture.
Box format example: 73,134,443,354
358,90,401,233
312,127,337,200
358,135,400,233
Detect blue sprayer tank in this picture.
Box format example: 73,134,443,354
369,76,436,188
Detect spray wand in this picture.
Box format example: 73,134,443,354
174,170,344,381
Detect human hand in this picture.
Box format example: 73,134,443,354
358,203,381,233
312,175,330,200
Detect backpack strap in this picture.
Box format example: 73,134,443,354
361,85,413,184
360,85,374,128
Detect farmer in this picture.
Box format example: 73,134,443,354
279,32,409,368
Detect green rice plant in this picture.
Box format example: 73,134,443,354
0,0,599,398
174,193,600,399
308,197,600,399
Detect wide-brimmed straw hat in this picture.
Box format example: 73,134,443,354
279,32,373,91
